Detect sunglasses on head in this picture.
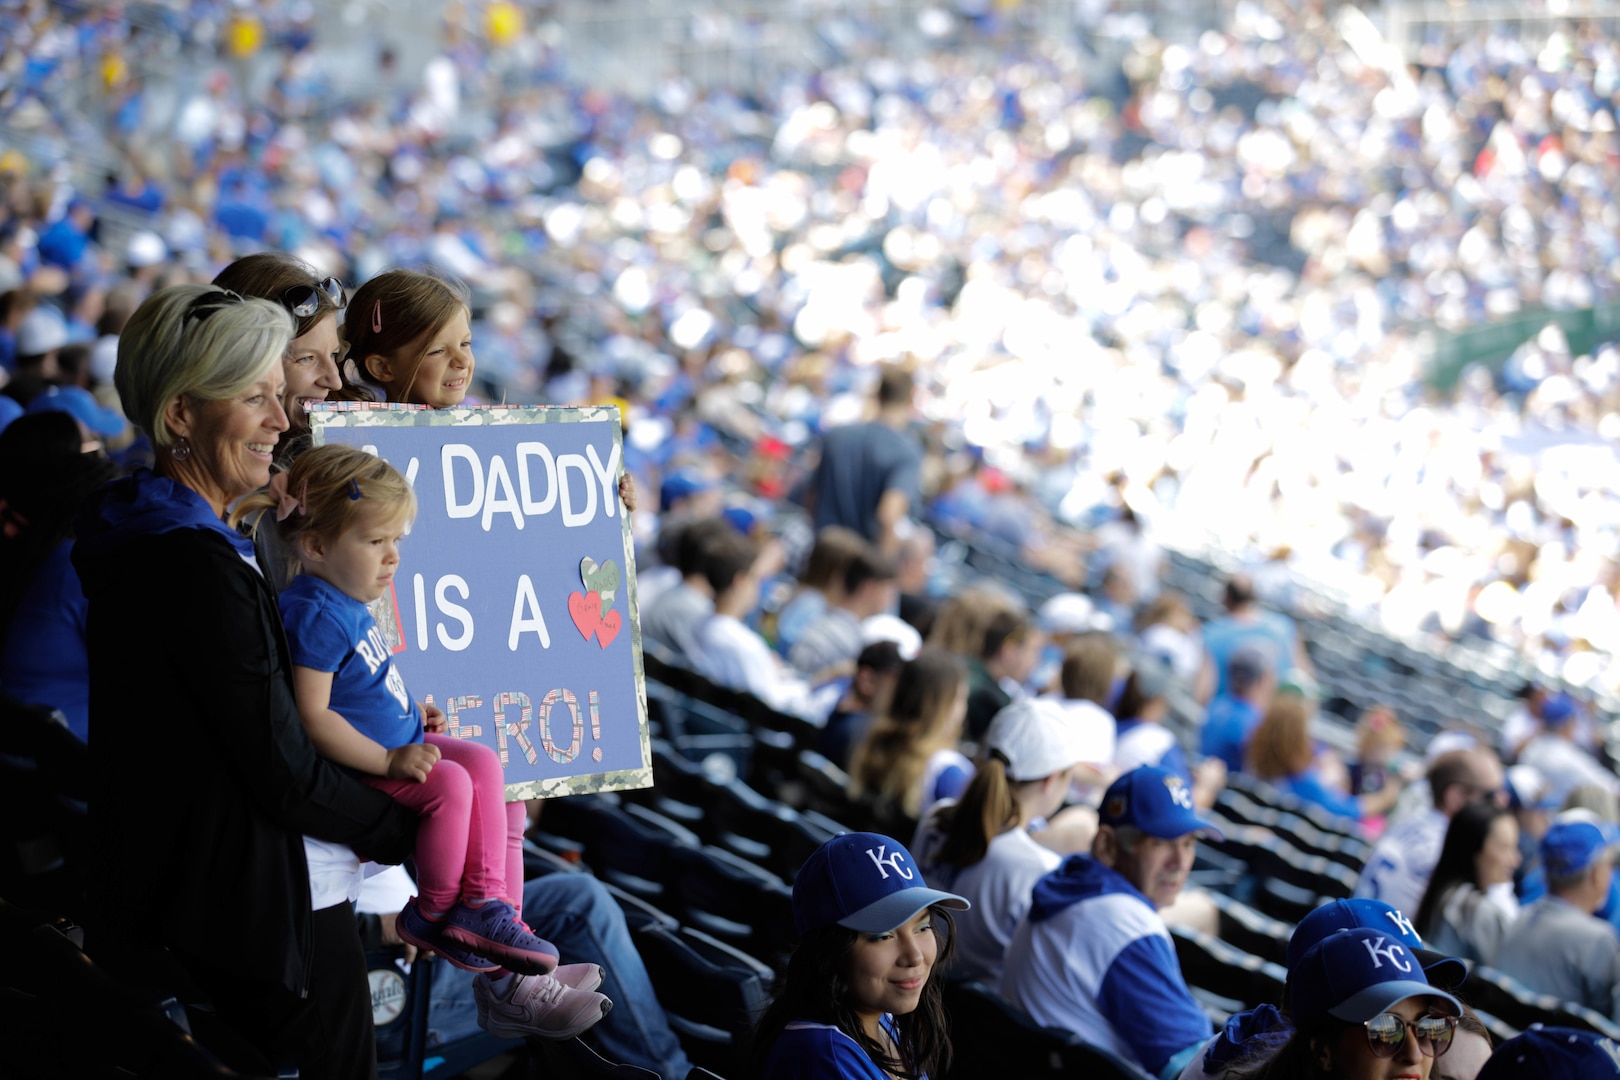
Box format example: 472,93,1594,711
1363,1012,1456,1059
186,289,244,325
281,277,345,319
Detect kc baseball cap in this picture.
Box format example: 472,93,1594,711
1290,928,1462,1028
1099,765,1224,841
792,832,969,937
985,698,1091,783
1287,898,1467,990
1477,1025,1620,1080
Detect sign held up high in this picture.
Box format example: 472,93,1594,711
310,402,651,799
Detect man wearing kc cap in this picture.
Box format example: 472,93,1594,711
1001,765,1223,1080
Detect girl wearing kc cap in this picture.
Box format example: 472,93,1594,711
1231,926,1463,1080
747,832,970,1079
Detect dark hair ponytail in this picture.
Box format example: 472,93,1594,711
928,753,1019,870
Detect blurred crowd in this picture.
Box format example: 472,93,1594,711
6,0,1620,702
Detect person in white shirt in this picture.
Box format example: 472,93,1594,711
1354,747,1507,916
913,698,1091,985
692,529,821,719
789,545,898,678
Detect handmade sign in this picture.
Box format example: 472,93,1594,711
310,402,651,798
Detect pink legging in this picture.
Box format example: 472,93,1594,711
365,733,527,917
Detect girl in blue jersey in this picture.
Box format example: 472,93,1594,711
748,832,969,1079
236,444,561,976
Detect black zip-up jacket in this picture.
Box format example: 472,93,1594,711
74,470,416,995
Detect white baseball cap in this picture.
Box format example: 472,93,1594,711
861,613,921,661
985,698,1090,782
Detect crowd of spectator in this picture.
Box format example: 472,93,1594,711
10,0,1620,1078
8,1,1620,695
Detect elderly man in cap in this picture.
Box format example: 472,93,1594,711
1001,764,1219,1080
1496,812,1620,1021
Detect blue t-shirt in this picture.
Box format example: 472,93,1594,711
762,1018,921,1080
279,574,421,750
1280,769,1360,822
1200,694,1262,773
1202,613,1295,698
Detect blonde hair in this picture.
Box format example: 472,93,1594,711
1246,693,1314,781
343,267,470,404
115,285,292,447
1355,705,1406,758
232,444,417,560
848,648,968,820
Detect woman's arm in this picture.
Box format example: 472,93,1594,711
166,542,417,860
291,666,438,781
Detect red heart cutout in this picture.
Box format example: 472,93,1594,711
596,608,622,649
568,591,601,642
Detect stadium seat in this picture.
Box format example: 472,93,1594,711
1462,966,1620,1040
1255,877,1321,924
940,980,1151,1079
664,844,797,970
0,916,274,1078
1206,891,1292,967
1171,926,1287,1013
633,923,771,1078
541,794,701,903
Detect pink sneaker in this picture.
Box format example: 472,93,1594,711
474,972,612,1039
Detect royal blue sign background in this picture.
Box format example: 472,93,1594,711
311,403,651,798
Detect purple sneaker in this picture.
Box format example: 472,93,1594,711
441,899,560,975
394,898,499,973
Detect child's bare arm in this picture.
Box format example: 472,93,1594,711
292,665,440,782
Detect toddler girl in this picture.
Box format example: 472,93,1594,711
236,444,609,1033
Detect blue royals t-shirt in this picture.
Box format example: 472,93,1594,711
279,574,422,751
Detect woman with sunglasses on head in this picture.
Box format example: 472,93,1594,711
1230,927,1462,1080
213,251,348,460
74,285,418,1079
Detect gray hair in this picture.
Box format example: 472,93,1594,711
115,285,293,447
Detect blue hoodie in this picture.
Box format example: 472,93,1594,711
74,469,257,580
1006,854,1211,1080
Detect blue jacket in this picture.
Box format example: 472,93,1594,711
1003,855,1210,1079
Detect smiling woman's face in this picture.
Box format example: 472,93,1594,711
282,312,342,432
844,908,938,1040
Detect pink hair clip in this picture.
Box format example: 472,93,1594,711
267,471,305,522
372,298,383,333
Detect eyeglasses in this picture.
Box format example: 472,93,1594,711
1363,1012,1456,1059
186,289,244,325
281,277,346,319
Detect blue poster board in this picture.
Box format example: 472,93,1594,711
310,402,651,798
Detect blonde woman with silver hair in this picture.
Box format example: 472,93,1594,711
74,284,419,1079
